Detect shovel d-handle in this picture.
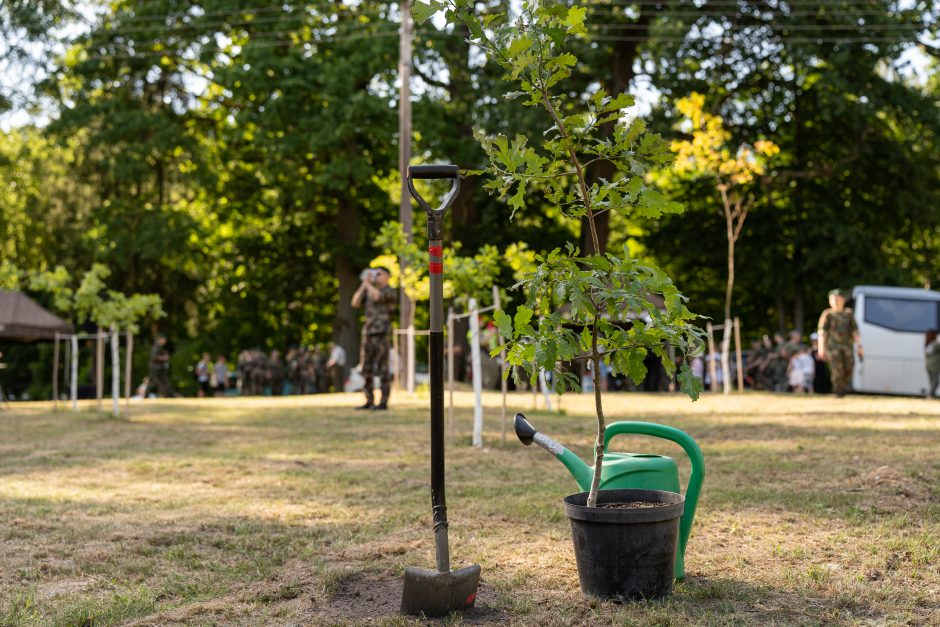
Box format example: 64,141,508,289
406,164,460,241
604,421,704,580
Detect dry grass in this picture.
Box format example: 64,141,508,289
0,391,938,626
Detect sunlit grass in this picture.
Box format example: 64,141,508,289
0,392,937,625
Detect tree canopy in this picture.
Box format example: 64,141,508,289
0,0,937,398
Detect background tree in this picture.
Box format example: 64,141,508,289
642,0,940,335
666,92,778,392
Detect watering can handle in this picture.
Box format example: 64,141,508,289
604,421,704,580
603,421,704,496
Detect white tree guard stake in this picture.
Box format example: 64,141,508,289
721,318,733,394
70,335,79,410
469,297,484,448
734,317,744,392
493,286,507,444
111,326,120,416
96,329,105,411
407,324,416,394
539,369,553,410
52,332,60,409
125,333,133,412
447,308,455,443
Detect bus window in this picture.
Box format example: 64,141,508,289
864,297,939,333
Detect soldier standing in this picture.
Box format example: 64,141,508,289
148,335,174,397
817,289,864,397
351,267,396,410
269,350,285,396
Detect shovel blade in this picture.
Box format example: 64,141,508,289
401,564,481,617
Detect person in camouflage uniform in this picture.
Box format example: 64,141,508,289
286,347,311,395
351,267,396,410
237,349,271,396
769,333,789,392
268,349,285,396
147,335,174,397
817,289,864,397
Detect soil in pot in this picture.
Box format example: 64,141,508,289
563,488,684,602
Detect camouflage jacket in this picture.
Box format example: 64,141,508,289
817,308,857,349
363,286,396,335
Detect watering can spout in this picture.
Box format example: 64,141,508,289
514,413,537,445
514,413,594,492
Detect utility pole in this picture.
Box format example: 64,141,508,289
398,0,414,386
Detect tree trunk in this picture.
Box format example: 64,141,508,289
722,212,734,394
450,177,479,247
581,11,651,256
333,198,361,367
444,24,485,248
587,317,606,508
794,288,804,335
776,293,787,333
580,212,610,256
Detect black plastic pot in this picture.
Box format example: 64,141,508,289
563,488,685,602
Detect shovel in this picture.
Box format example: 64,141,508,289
401,164,481,617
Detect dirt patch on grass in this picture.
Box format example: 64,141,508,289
849,464,935,510
305,572,509,625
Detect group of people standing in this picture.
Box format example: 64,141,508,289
147,339,348,399
232,344,346,396
742,288,862,396
142,264,392,401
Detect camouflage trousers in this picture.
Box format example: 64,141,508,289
148,365,173,397
827,346,854,395
362,334,391,403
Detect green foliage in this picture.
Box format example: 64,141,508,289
373,221,502,308
28,265,72,313
497,245,703,399
430,0,704,401
1,0,936,400
640,0,940,332
23,262,164,333
0,260,22,290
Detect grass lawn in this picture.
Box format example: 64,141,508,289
0,391,937,625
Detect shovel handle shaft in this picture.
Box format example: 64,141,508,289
429,234,449,572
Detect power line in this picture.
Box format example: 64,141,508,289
416,26,927,44
83,21,383,47
77,29,400,63
86,4,333,25
586,0,931,6
84,11,930,41
588,8,929,18
79,22,923,54
589,22,927,30
72,19,928,63
583,33,927,42
84,14,392,40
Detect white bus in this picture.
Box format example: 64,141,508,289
851,285,940,396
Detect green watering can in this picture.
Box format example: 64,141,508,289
515,413,704,580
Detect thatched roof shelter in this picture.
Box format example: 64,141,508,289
0,290,73,341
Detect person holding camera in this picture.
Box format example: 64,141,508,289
351,266,396,410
